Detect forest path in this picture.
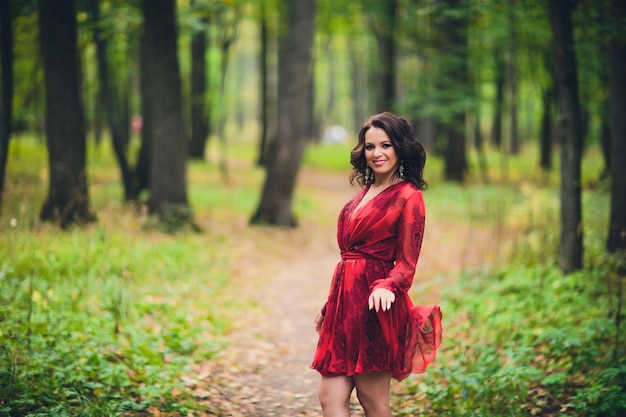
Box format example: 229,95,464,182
192,168,502,417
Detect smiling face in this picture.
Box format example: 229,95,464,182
364,126,399,185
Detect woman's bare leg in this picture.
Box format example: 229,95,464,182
354,371,392,417
319,375,354,417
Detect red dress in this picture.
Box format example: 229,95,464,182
311,181,442,381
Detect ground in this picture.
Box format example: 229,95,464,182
189,169,502,417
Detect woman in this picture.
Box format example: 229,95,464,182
311,112,442,417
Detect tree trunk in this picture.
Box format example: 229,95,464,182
348,35,366,134
491,47,505,149
136,30,152,196
189,9,209,160
474,113,489,184
141,0,190,221
444,113,468,182
257,2,270,166
599,41,612,180
507,2,519,155
0,0,13,214
216,27,236,182
89,0,135,201
372,0,397,113
549,0,583,273
539,84,553,171
607,0,626,252
415,49,437,152
600,114,611,179
441,0,468,182
250,0,315,227
38,0,95,227
416,115,437,154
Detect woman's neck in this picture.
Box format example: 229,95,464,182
372,175,401,190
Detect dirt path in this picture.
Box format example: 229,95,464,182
194,169,502,416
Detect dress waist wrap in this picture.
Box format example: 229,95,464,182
340,250,393,265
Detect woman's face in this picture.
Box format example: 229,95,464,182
364,126,399,183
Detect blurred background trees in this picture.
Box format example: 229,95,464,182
0,0,624,268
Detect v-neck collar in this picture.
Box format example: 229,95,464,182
349,181,405,222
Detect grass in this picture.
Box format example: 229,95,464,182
1,134,623,416
0,212,236,415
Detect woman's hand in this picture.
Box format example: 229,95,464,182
368,288,396,312
314,310,324,332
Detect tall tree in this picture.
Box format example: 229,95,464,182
549,0,583,273
367,0,397,112
606,0,626,252
189,0,209,160
0,0,13,214
89,0,135,201
38,0,95,227
213,2,241,181
141,0,190,222
256,0,270,165
539,83,554,171
250,0,315,227
136,26,153,196
507,0,519,155
491,46,505,149
540,51,555,172
441,0,469,182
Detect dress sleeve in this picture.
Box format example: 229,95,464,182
370,190,425,294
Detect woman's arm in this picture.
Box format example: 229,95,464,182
370,190,426,294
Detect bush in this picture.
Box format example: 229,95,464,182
396,263,626,417
0,228,230,416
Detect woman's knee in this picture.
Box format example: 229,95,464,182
354,371,392,416
355,388,389,413
318,376,353,411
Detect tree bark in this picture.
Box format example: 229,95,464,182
0,0,13,214
443,113,468,182
136,29,152,196
441,0,468,182
141,0,190,221
607,0,626,252
415,48,437,152
539,84,553,171
257,2,270,166
189,7,209,160
250,0,315,227
549,0,583,273
372,0,397,113
348,35,367,135
89,0,135,201
38,0,95,227
491,47,505,149
507,2,519,155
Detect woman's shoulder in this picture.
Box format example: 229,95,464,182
396,182,425,210
397,181,422,197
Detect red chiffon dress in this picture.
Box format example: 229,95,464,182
311,181,442,381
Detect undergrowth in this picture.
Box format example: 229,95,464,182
0,226,232,416
397,261,625,417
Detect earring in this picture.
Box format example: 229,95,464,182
399,162,405,178
365,167,372,184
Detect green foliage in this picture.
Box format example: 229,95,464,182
0,227,230,415
395,260,625,416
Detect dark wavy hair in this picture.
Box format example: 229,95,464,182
349,112,427,190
